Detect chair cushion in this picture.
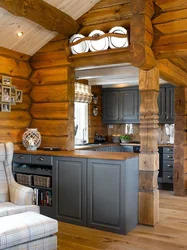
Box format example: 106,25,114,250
4,235,57,250
0,211,58,249
0,202,39,217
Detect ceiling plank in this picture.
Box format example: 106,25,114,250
0,0,79,37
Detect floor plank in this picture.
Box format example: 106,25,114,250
57,190,187,249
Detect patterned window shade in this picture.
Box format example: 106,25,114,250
75,83,93,103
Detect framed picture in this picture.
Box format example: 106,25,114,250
2,76,12,85
11,96,16,105
11,85,16,96
16,89,23,103
2,86,11,102
1,103,11,112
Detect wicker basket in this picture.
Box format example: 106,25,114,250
33,175,51,188
16,173,32,186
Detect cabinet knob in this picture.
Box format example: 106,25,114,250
167,176,173,180
167,164,173,168
167,148,173,151
18,156,23,160
38,157,44,161
167,155,173,159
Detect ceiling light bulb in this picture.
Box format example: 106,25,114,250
16,32,23,37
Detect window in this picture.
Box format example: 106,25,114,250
74,102,88,145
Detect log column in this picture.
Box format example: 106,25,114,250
139,67,159,226
174,87,187,196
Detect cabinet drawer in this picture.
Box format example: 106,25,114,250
163,147,174,153
31,155,52,166
163,153,174,161
163,172,173,183
163,161,174,172
13,154,31,164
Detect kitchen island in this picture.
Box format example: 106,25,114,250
13,148,139,234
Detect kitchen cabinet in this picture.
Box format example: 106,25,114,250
102,84,174,124
102,90,119,122
54,157,87,226
158,85,175,124
87,157,138,234
102,88,139,124
158,147,174,190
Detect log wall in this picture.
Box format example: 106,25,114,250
77,0,131,35
0,47,32,150
30,36,75,150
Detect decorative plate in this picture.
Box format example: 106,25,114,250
88,30,109,52
109,26,128,49
69,34,89,54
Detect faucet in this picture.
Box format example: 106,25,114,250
83,128,87,144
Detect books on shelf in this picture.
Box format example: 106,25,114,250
33,188,52,207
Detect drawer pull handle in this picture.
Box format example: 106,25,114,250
38,157,44,161
18,156,23,160
167,176,173,180
167,155,173,159
167,164,173,168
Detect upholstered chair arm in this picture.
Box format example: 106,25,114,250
5,142,34,205
8,179,34,205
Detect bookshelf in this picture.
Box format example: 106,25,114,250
13,154,54,218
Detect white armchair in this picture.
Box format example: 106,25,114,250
0,142,39,217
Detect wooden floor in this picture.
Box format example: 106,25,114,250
57,190,187,249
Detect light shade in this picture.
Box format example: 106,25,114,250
22,128,41,151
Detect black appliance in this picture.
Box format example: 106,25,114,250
94,134,106,144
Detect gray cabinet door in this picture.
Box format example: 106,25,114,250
158,85,175,124
166,87,175,123
54,157,86,226
102,90,119,123
158,87,166,123
87,158,138,234
120,90,139,122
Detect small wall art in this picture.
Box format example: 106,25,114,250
0,75,23,112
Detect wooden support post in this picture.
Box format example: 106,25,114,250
139,67,159,226
130,0,157,70
174,87,187,196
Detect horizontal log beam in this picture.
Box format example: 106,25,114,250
157,59,187,87
0,0,79,37
154,18,187,35
154,0,187,12
77,3,131,27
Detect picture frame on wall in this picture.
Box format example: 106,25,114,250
11,85,16,95
16,89,23,103
2,76,12,85
11,96,16,105
1,103,11,112
2,86,11,102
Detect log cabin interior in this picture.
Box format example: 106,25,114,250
0,0,187,249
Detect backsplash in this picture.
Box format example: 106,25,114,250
107,124,174,144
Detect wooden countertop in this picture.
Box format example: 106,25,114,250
75,143,174,149
14,148,138,160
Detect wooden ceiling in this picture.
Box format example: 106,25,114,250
0,0,100,55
